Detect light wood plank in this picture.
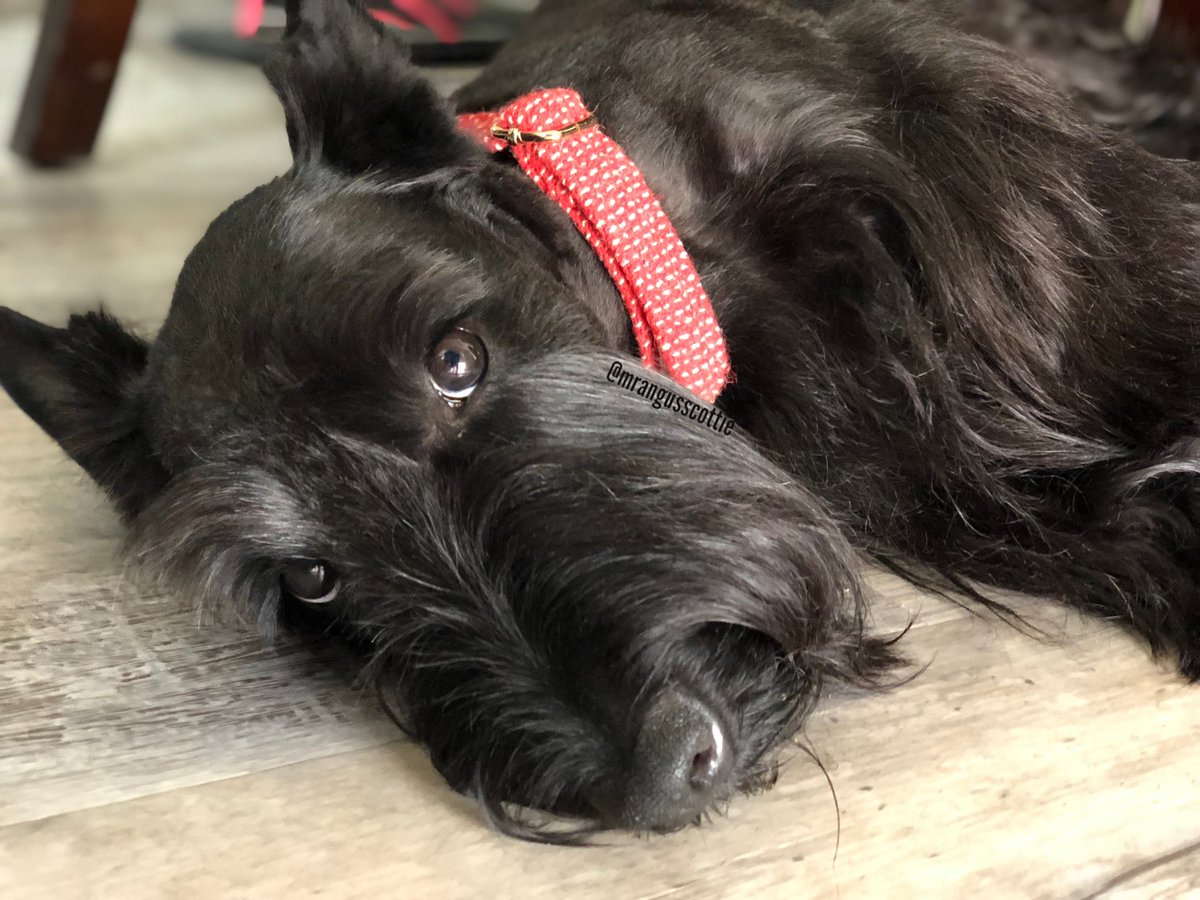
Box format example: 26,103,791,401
0,612,1195,899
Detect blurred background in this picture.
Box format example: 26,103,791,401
0,0,534,332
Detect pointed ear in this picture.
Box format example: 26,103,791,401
266,0,482,175
0,308,168,519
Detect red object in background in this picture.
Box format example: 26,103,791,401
234,0,479,42
234,0,264,36
372,1,465,41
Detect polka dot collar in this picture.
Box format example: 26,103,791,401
459,88,732,404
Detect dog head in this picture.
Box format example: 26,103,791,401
0,0,898,839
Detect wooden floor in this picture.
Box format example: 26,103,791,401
1,5,1198,899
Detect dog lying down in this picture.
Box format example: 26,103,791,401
2,0,1199,841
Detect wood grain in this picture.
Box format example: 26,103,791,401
0,5,1198,898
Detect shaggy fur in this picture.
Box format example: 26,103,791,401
2,0,1199,841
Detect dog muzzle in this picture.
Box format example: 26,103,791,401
458,88,732,404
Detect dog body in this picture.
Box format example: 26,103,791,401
460,0,1200,644
2,0,1200,838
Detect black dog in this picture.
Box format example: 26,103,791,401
3,0,1199,841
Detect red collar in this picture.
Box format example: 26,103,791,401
458,88,731,404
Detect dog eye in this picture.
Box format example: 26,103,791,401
280,560,340,604
427,328,488,403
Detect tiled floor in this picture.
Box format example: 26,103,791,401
1,3,1198,898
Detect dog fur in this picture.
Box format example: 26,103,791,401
2,0,1199,840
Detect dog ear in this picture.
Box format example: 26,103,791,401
0,307,168,519
267,0,482,175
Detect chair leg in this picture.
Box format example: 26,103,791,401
11,0,139,167
1161,0,1200,53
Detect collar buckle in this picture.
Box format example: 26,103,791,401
490,114,599,145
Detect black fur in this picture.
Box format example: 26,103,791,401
2,0,1199,841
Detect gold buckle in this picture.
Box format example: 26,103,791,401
490,114,599,145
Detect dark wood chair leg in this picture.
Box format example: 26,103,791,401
1161,0,1200,54
11,0,139,167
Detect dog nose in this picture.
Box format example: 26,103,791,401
615,687,732,831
